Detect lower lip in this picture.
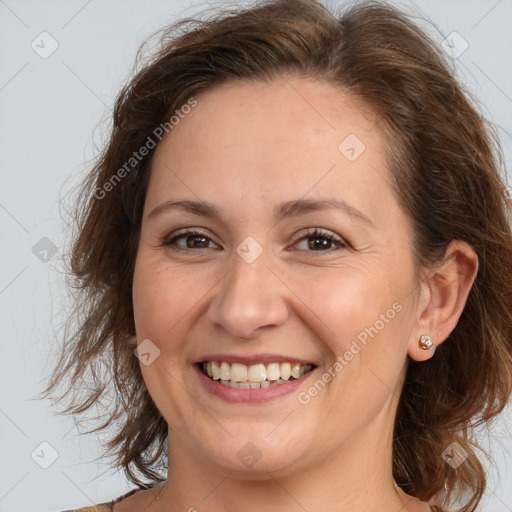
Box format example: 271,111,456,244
194,364,315,403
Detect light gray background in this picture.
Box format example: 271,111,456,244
0,0,511,510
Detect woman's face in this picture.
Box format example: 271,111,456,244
132,76,421,477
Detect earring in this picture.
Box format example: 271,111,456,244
419,334,435,350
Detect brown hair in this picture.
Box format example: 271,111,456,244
41,1,512,510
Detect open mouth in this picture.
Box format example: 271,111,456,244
199,361,315,389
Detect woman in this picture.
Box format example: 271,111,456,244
43,0,512,511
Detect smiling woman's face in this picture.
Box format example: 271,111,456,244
132,76,422,479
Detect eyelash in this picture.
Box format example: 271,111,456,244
161,227,348,255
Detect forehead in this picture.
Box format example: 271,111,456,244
146,76,395,224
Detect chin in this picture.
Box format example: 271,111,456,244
193,424,314,477
212,450,306,480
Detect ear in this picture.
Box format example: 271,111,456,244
408,240,479,362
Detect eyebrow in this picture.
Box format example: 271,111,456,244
147,198,374,227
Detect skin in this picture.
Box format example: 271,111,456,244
119,76,478,511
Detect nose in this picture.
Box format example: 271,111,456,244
206,245,289,339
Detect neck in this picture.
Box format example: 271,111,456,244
156,410,429,512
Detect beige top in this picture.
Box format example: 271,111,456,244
63,488,444,512
61,487,140,511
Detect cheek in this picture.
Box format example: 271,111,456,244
132,255,202,424
287,261,411,396
132,254,204,343
288,263,399,347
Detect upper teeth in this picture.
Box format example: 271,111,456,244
203,361,312,383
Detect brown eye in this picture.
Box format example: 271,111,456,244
162,229,219,251
293,228,347,253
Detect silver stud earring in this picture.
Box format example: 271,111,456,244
419,334,435,350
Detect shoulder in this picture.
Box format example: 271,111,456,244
60,488,141,512
61,505,111,512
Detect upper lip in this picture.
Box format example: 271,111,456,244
194,353,317,366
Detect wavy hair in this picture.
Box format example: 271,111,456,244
41,1,512,510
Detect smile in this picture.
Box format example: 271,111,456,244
200,361,314,389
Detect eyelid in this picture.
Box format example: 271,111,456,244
162,227,220,249
161,226,349,256
292,227,345,243
164,227,211,240
289,227,348,253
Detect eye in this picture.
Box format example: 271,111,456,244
161,227,348,254
291,228,348,254
161,228,219,251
